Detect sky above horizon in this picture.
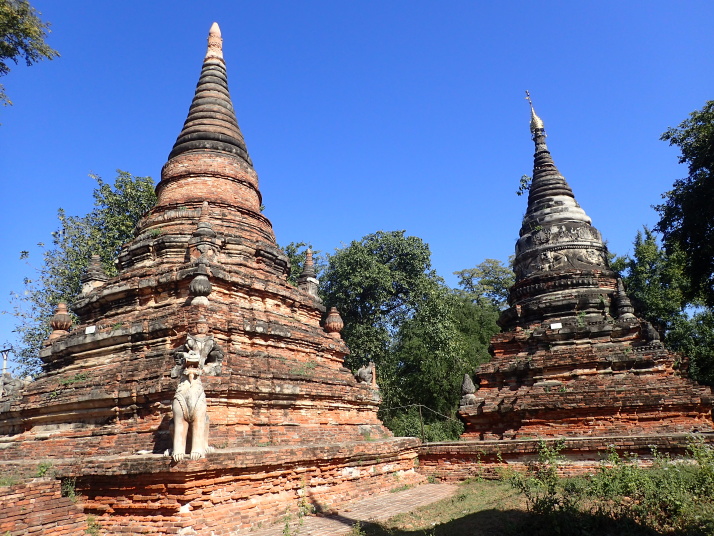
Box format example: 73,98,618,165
1,1,713,366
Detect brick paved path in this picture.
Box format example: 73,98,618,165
249,483,458,536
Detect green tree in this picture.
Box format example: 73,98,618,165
655,100,714,306
383,284,465,416
321,232,507,440
620,227,689,334
452,258,508,374
321,230,438,372
321,230,472,438
668,310,714,386
451,294,500,371
0,0,59,106
616,227,714,386
453,258,514,309
11,171,156,375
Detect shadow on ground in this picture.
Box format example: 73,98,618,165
346,508,708,536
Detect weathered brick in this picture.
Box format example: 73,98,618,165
0,23,421,535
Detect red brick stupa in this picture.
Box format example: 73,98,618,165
458,98,713,441
417,99,713,483
0,23,421,535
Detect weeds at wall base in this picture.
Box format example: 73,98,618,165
61,477,77,502
506,437,714,535
85,515,102,536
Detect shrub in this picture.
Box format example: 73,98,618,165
383,406,464,442
508,438,714,535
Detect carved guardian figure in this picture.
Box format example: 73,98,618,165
356,361,376,387
166,322,224,461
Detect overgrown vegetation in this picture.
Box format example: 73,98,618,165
384,405,464,442
58,372,88,386
506,438,714,535
35,460,52,477
85,515,102,536
60,476,76,502
0,472,19,487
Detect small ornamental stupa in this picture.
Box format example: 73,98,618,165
0,24,422,535
458,95,713,441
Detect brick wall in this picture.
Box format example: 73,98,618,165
0,478,88,535
0,438,423,535
417,434,707,482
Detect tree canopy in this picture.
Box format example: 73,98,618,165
655,100,714,306
613,102,714,385
0,0,59,106
453,258,514,309
318,230,503,439
615,226,714,386
11,171,156,375
320,230,438,372
619,227,689,335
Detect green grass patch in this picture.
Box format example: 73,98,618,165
358,480,526,535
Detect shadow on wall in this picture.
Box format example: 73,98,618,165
152,414,172,454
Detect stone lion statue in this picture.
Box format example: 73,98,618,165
166,324,224,462
355,361,376,385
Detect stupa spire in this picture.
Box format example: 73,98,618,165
206,22,223,60
167,22,252,165
153,22,263,214
519,92,590,237
525,90,544,136
502,96,613,329
298,248,321,301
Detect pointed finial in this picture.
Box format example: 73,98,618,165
193,200,216,239
206,22,223,60
298,247,321,301
199,201,210,222
525,90,545,135
615,278,636,320
302,248,316,277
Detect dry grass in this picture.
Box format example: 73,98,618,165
357,479,531,536
355,478,665,536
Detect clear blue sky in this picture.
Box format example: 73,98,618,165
1,1,713,360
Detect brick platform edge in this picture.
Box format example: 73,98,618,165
0,437,423,535
417,433,714,482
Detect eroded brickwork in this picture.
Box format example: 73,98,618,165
457,103,713,457
0,479,88,536
0,23,420,534
419,435,702,482
460,323,712,440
